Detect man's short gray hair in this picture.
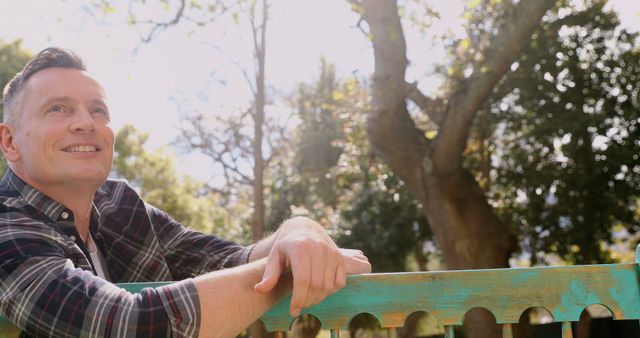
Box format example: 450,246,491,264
2,47,86,126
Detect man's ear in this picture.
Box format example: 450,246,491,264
0,123,20,162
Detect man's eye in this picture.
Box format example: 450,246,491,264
92,107,110,118
48,105,65,113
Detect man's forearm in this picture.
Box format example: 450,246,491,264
193,258,291,338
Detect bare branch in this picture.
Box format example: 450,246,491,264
404,81,446,125
135,0,187,43
90,0,240,45
179,113,255,186
355,17,369,37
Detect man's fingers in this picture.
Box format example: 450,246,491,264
334,255,347,292
341,249,372,274
322,249,338,294
254,250,283,293
289,251,311,317
307,246,334,306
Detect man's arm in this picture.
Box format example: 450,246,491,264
2,229,285,338
149,205,369,334
193,258,291,338
247,217,371,317
148,204,253,279
0,237,202,337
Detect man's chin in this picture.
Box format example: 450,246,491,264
61,170,110,186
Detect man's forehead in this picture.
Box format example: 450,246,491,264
23,67,107,100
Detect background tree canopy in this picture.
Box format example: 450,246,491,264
480,2,640,265
0,40,31,175
1,1,640,336
113,124,241,239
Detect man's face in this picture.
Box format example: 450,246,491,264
8,67,115,189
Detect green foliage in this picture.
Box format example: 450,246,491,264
113,124,239,239
266,61,432,272
0,40,31,176
330,91,432,273
293,60,344,206
264,61,348,230
472,2,640,264
336,167,432,272
444,0,514,82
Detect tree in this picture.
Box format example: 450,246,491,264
352,0,554,336
481,2,640,265
267,60,433,273
334,111,433,273
0,40,31,175
113,124,238,238
354,0,554,269
353,0,639,335
263,60,347,230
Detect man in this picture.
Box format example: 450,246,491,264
0,47,371,337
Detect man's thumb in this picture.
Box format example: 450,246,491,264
254,252,282,293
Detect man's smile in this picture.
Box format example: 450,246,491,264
63,145,100,153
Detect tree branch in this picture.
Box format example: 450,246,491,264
404,81,446,125
134,0,186,43
360,0,430,201
431,0,556,173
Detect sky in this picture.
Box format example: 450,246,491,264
0,0,638,181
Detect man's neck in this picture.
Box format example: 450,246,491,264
41,185,95,241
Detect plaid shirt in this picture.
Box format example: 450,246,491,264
0,169,252,337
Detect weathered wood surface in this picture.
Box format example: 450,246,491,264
1,262,639,335
261,263,640,330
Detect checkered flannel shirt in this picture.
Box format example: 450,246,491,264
0,169,252,337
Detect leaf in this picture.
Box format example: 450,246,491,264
468,0,482,10
460,38,471,51
103,4,117,15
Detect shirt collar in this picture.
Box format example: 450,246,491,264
1,168,101,225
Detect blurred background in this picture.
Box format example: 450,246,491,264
1,0,639,337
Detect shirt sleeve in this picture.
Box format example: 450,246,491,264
146,204,254,280
0,229,201,338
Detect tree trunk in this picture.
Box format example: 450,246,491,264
251,0,268,242
249,3,269,338
359,0,555,337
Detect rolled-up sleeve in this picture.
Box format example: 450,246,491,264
0,235,201,337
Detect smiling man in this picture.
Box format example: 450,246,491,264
0,47,370,338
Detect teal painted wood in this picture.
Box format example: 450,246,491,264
260,263,640,330
1,261,640,333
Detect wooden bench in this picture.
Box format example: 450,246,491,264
2,246,640,337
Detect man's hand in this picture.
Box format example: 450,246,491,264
338,248,371,274
253,217,371,316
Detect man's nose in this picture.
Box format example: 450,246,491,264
69,106,96,133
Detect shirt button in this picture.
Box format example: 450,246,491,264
69,235,76,242
61,211,69,220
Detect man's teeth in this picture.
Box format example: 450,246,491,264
65,145,97,152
